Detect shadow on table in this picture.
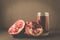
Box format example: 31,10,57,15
11,32,60,39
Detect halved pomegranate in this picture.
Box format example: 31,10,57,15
8,20,25,35
25,21,43,36
29,28,43,36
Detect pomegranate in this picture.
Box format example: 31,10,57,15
8,20,25,35
25,21,43,36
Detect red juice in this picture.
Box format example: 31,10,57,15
36,12,49,36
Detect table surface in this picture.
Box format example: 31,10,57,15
0,30,60,40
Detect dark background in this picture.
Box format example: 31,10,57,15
0,0,60,40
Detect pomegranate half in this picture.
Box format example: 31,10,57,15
8,20,25,35
25,21,43,36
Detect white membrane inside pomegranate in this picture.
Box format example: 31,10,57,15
8,20,25,35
